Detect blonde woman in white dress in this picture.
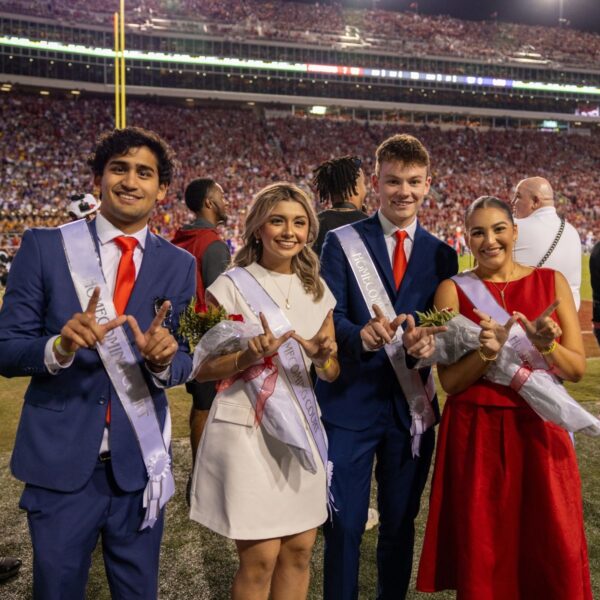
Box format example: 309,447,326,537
190,182,339,600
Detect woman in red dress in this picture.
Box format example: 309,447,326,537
417,196,592,600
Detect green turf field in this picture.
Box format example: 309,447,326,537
1,364,599,599
0,255,597,598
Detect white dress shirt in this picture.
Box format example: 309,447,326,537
378,210,418,265
514,207,582,310
361,212,418,352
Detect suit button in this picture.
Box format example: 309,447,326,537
98,397,106,405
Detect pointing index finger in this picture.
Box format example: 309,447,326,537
259,312,273,336
372,304,385,320
149,300,171,331
512,311,535,334
473,308,491,323
539,299,560,320
85,287,101,316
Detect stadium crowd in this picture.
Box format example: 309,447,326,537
4,0,600,71
1,91,599,278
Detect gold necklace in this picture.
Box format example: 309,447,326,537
487,266,516,311
268,271,294,310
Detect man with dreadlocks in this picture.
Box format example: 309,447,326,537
311,155,368,256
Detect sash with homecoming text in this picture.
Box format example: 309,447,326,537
60,219,173,530
334,225,436,457
225,267,329,472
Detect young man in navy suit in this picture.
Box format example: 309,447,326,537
318,134,458,600
0,127,196,599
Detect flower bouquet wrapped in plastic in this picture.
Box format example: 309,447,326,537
180,303,319,472
416,309,600,437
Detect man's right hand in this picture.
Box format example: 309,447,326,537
360,304,407,350
55,287,126,361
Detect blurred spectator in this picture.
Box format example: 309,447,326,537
67,193,100,221
0,91,598,283
512,176,582,309
311,155,368,256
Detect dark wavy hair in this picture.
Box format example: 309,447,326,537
87,127,178,185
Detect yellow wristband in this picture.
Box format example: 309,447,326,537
315,357,333,372
54,336,75,357
539,340,557,355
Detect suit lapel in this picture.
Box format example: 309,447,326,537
88,218,102,258
360,214,397,296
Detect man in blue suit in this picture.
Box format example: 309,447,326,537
318,134,458,600
0,127,196,599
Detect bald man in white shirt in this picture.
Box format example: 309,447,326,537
512,176,582,310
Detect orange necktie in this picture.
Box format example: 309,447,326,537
107,236,138,425
113,236,138,316
392,230,408,289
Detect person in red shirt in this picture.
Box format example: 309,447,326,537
172,178,231,482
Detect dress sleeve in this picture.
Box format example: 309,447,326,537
321,278,337,313
206,274,238,315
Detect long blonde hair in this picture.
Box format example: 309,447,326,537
234,182,325,301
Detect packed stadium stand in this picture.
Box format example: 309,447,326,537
4,0,600,69
1,0,600,276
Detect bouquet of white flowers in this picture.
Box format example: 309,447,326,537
188,317,319,472
416,310,600,437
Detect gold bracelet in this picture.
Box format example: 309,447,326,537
315,357,333,372
538,340,558,355
54,336,75,357
233,350,243,372
477,347,498,363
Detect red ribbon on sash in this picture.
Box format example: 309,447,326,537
217,356,279,425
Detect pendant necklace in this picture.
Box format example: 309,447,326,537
268,271,294,310
487,266,516,311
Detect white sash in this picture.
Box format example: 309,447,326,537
60,219,174,530
225,267,329,472
452,271,547,369
334,225,436,457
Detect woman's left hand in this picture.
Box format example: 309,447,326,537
291,310,337,368
513,299,561,350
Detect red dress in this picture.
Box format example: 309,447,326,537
416,269,592,600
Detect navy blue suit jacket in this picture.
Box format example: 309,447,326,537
0,222,196,493
316,214,458,431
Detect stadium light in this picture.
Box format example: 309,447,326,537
3,34,600,98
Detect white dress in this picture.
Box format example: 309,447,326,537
189,262,336,539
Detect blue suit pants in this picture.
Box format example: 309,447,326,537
323,404,434,600
20,459,164,600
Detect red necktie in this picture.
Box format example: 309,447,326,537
392,230,408,289
113,236,138,316
107,236,138,426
